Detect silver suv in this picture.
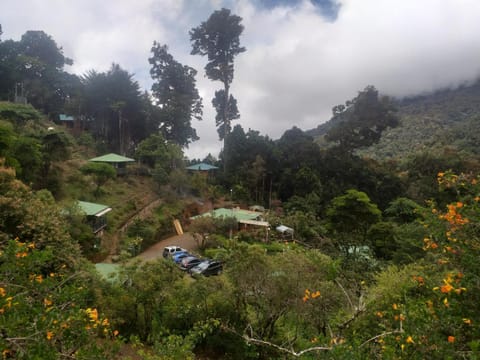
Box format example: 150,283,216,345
162,246,186,258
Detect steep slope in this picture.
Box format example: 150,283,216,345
307,79,480,160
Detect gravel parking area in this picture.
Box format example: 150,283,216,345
138,233,198,261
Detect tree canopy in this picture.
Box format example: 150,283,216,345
149,43,202,147
190,7,245,146
326,85,399,152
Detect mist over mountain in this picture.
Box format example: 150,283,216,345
306,78,480,159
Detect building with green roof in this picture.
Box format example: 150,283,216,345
191,207,262,222
77,200,112,235
89,153,135,175
186,163,219,171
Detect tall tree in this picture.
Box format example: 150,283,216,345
18,31,75,115
0,30,79,115
81,64,145,153
190,8,246,167
149,43,202,147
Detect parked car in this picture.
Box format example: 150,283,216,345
189,260,223,277
179,256,203,271
162,246,186,258
172,251,190,263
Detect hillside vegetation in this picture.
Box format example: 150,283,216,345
2,17,480,360
308,79,480,160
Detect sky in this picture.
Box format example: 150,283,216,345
2,0,480,159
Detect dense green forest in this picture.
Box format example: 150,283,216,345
1,10,480,359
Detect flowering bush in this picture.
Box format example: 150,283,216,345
0,238,119,359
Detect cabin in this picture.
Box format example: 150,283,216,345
88,153,135,176
77,200,112,236
191,207,270,239
186,162,219,172
186,162,218,180
58,114,75,128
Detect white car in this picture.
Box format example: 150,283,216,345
162,246,186,258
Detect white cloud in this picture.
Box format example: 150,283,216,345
2,0,480,159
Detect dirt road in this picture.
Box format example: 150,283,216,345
138,233,198,262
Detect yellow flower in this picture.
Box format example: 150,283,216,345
86,308,99,322
392,303,398,310
463,318,472,325
6,297,13,308
35,275,43,283
102,318,110,326
43,298,53,307
443,298,449,307
0,287,6,297
406,336,414,344
46,331,54,340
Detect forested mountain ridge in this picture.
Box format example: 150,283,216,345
306,79,480,160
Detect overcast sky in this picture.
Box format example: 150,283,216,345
2,0,480,159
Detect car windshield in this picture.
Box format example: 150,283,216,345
196,262,210,270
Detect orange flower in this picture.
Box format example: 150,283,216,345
43,298,52,307
392,303,398,310
440,284,453,293
447,336,455,343
0,287,5,297
406,336,414,344
463,318,472,325
46,331,54,340
113,330,119,336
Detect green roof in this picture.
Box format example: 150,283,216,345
89,153,135,163
77,201,112,217
192,208,261,222
59,114,74,121
186,163,218,171
95,263,120,282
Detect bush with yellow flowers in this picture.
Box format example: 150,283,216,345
340,171,480,359
0,163,119,359
0,238,119,359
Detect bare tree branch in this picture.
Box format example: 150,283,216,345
223,325,332,357
359,327,404,348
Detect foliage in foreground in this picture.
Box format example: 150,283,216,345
0,163,119,359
